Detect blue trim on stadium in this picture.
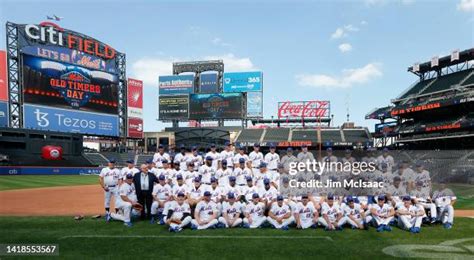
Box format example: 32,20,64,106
0,166,101,175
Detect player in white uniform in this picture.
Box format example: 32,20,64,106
234,158,252,186
260,178,278,208
150,175,172,223
191,191,219,230
340,197,366,229
183,162,198,187
217,160,233,187
432,181,456,229
99,159,121,218
280,147,297,174
205,144,220,170
397,196,425,233
249,144,264,172
187,146,203,171
152,144,171,169
188,177,207,207
410,181,437,223
295,195,318,229
225,176,242,201
220,142,235,170
412,162,431,192
267,195,294,230
199,156,216,186
322,147,338,163
109,173,139,227
319,195,343,230
243,193,267,228
165,192,192,232
367,196,395,232
172,174,189,199
377,148,395,172
298,144,315,163
120,160,140,180
341,149,356,163
242,176,259,202
265,145,280,176
208,177,225,209
219,192,244,228
233,146,249,168
173,146,190,171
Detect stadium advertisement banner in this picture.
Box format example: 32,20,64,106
128,117,143,138
0,166,101,175
21,45,117,74
159,95,189,120
189,93,244,119
0,101,8,127
127,78,143,118
247,91,263,118
22,54,119,115
0,50,7,101
374,122,398,136
391,97,474,117
278,100,330,119
159,75,194,95
20,22,116,60
24,104,119,136
200,73,218,93
223,71,262,92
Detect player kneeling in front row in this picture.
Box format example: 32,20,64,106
166,192,192,232
109,173,139,227
318,195,344,231
218,192,243,228
267,195,294,230
397,196,425,233
366,195,395,232
243,193,267,228
295,195,318,229
191,191,219,230
339,197,367,230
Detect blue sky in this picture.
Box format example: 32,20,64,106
1,0,473,131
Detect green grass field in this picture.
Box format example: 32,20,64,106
0,175,98,191
0,217,473,259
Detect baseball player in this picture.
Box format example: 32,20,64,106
397,196,425,233
216,160,233,187
199,156,216,186
191,191,219,230
260,178,278,208
267,195,294,230
220,142,235,169
341,149,356,163
295,194,318,229
377,148,395,171
249,143,264,171
225,176,242,201
411,162,431,193
109,173,139,227
243,193,267,228
173,145,189,171
208,177,225,206
265,145,280,175
234,158,252,186
280,147,297,174
187,146,203,171
152,144,171,169
241,176,259,203
188,177,208,207
219,192,244,228
432,181,456,229
340,197,366,230
319,195,343,231
410,181,437,223
183,162,198,187
172,174,190,200
367,195,395,232
120,160,140,180
322,147,337,163
205,144,220,170
233,146,249,168
297,144,315,163
150,175,172,224
166,192,192,232
99,159,121,218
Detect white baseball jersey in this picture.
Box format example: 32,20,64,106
208,186,225,203
167,201,191,219
413,170,431,187
225,184,242,198
233,153,250,165
298,152,315,163
387,184,407,197
265,152,280,170
189,185,208,200
183,170,198,186
244,202,266,218
249,151,264,168
377,155,394,170
342,203,363,219
220,150,235,167
100,167,121,186
270,203,291,218
117,182,137,203
296,202,317,221
199,164,216,184
372,203,393,217
187,153,203,170
398,203,423,215
321,202,341,222
205,151,220,169
152,152,171,168
233,167,252,186
152,183,172,200
216,168,233,187
120,167,139,179
433,188,456,207
172,183,189,197
222,201,243,218
195,201,218,221
173,152,190,171
259,186,278,201
242,185,260,202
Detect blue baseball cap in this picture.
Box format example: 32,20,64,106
158,175,166,181
191,146,197,151
326,147,332,152
239,158,246,163
126,159,134,164
252,193,260,199
287,147,293,152
270,145,276,149
393,176,401,182
302,194,309,199
126,173,133,179
277,195,284,201
108,158,116,163
204,191,211,197
206,156,213,161
194,177,201,182
146,159,153,164
301,144,308,148
228,192,235,199
162,159,168,164
158,144,164,148
254,143,260,147
246,176,253,182
383,147,389,152
210,177,217,183
346,197,354,203
176,174,183,180
403,196,411,201
177,192,185,197
224,141,230,146
222,160,227,165
229,176,236,182
345,149,351,154
378,195,386,201
415,161,423,167
259,162,267,168
327,194,334,200
263,178,270,185
210,144,216,148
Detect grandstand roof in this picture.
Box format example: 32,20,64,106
408,48,474,75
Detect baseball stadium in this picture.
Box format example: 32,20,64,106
0,0,473,259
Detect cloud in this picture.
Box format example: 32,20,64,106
338,43,353,53
364,0,415,6
360,20,368,25
457,0,474,12
295,63,382,88
130,53,257,85
330,24,359,39
211,37,232,47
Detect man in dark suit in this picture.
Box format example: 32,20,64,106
133,164,158,220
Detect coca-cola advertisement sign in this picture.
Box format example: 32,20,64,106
278,101,330,119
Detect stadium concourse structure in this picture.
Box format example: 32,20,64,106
366,48,474,149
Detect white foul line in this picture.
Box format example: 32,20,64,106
60,235,333,241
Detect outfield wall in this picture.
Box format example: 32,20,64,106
0,166,101,175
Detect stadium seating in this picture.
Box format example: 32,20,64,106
461,71,474,86
136,154,153,165
84,153,109,167
343,129,371,143
236,129,265,143
418,69,473,95
398,78,435,99
262,128,290,142
291,129,318,142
